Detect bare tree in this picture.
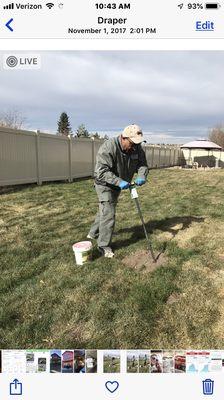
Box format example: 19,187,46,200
208,125,224,149
0,109,26,130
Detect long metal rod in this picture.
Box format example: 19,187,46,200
133,196,157,262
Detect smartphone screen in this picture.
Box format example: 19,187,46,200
0,1,224,398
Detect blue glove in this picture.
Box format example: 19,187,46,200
135,177,146,186
119,180,130,190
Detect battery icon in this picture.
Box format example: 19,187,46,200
205,3,219,8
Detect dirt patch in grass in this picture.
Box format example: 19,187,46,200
166,293,181,305
122,249,167,273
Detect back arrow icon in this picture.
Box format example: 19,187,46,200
5,18,13,31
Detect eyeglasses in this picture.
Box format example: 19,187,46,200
126,138,136,147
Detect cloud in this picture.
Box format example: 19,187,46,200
0,51,224,143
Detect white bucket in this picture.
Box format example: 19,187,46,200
72,241,93,266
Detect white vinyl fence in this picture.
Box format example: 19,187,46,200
0,127,182,187
145,145,181,169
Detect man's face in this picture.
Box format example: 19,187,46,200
121,135,137,153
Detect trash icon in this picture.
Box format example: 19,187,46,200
202,379,214,395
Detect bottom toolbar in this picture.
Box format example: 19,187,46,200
0,373,222,399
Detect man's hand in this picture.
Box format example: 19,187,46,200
119,180,130,190
135,177,146,186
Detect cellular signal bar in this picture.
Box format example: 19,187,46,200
3,2,14,9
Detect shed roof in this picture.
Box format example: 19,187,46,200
181,139,222,150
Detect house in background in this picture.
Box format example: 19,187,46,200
181,139,223,168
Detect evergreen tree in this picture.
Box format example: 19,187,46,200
57,112,72,136
76,124,90,138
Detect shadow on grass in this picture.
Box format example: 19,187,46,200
92,247,101,261
0,183,38,195
114,215,205,250
0,178,94,196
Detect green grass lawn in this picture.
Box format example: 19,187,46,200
1,168,224,349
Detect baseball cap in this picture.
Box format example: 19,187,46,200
122,124,144,144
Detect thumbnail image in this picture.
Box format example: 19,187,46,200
139,351,150,373
198,351,210,373
86,350,97,373
151,350,163,373
162,351,175,373
127,351,139,373
186,350,199,373
174,351,186,373
186,350,220,373
38,358,46,372
74,350,85,373
2,350,26,374
26,350,50,373
103,350,120,373
50,350,62,373
62,350,74,373
26,352,36,373
209,350,222,372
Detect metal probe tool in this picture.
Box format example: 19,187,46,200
130,183,157,263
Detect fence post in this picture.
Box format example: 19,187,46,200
169,148,172,166
164,146,167,167
68,135,72,183
151,146,155,168
174,148,177,166
36,130,42,185
177,148,181,166
92,137,95,177
158,146,161,167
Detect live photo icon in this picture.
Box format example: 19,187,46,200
202,379,214,395
10,379,22,396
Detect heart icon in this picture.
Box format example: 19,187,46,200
105,381,119,393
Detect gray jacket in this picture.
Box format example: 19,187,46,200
94,136,149,201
